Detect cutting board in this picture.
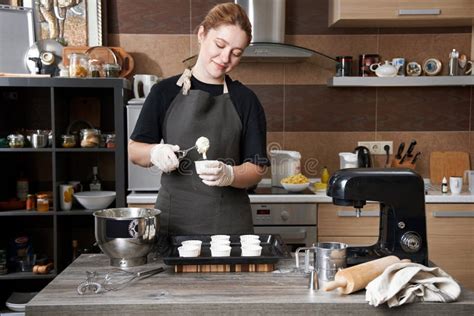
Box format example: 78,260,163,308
430,151,470,184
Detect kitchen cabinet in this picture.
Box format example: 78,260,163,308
329,0,474,28
425,204,474,290
0,77,129,309
317,203,379,246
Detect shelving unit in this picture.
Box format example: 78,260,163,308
327,76,474,87
0,77,130,306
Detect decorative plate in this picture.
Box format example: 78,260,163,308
406,61,422,76
423,58,442,76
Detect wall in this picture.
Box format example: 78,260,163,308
107,0,473,178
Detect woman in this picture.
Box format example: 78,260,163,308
128,3,269,242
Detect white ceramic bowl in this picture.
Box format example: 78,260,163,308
74,191,116,210
240,235,260,243
210,234,230,241
241,245,262,257
210,240,231,247
210,245,231,257
178,245,200,257
181,240,202,255
241,239,261,247
280,182,310,192
195,160,219,174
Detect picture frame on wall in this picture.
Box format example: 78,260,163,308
32,0,105,47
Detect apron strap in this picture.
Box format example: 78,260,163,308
176,68,228,95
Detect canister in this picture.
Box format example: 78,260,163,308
69,53,89,78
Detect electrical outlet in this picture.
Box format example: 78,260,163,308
358,141,393,155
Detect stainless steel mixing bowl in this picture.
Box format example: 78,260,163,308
93,208,161,267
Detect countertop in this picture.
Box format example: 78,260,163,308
27,254,474,316
127,179,474,204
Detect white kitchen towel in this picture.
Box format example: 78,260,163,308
365,262,461,308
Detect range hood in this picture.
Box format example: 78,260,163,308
236,0,334,62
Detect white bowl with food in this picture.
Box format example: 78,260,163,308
195,160,219,174
281,173,310,192
241,245,262,257
74,191,116,210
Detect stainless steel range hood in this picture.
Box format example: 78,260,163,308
236,0,332,62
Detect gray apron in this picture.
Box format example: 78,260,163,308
155,71,254,238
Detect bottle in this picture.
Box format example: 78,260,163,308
89,166,102,191
448,49,459,76
321,166,330,184
441,177,448,194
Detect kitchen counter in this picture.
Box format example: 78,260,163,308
27,254,474,315
127,179,474,204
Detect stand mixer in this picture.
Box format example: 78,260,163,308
326,168,428,266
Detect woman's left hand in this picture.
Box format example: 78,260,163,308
197,161,234,186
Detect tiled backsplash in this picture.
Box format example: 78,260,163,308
108,0,474,178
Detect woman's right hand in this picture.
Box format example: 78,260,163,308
150,144,180,172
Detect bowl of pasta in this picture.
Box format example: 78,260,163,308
280,173,310,192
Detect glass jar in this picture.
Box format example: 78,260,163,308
105,134,116,148
7,134,24,148
26,194,36,211
80,129,100,148
89,64,101,78
69,53,89,78
103,63,121,77
61,134,76,148
36,194,49,212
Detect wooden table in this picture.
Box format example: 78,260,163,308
26,254,474,315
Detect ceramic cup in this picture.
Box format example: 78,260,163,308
59,184,74,211
392,57,406,76
449,176,463,195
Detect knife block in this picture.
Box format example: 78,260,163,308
391,158,416,170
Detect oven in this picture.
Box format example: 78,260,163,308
251,203,317,251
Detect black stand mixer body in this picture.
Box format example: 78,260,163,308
327,168,428,266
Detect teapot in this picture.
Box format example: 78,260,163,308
369,60,400,77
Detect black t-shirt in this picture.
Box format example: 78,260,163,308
131,74,270,166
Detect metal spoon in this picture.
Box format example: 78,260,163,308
176,145,197,159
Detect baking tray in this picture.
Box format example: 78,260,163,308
163,234,291,265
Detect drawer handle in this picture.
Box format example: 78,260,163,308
280,231,307,240
337,210,380,217
432,211,474,218
398,9,441,16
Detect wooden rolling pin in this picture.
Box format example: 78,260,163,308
323,256,407,294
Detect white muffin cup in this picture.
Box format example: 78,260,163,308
210,240,231,247
195,160,219,174
241,239,261,247
178,245,200,257
241,245,262,257
210,235,230,242
240,235,260,243
181,240,202,255
210,245,232,257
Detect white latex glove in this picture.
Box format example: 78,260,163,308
150,144,180,173
197,160,234,187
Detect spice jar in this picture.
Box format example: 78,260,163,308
69,53,89,78
103,63,121,77
61,134,76,148
26,194,36,211
80,129,100,148
7,134,24,148
105,134,116,148
36,194,49,212
89,64,101,78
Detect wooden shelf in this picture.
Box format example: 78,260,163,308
0,210,55,216
56,209,95,215
55,148,115,153
0,148,53,152
328,76,474,87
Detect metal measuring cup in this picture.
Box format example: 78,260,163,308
295,242,348,290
